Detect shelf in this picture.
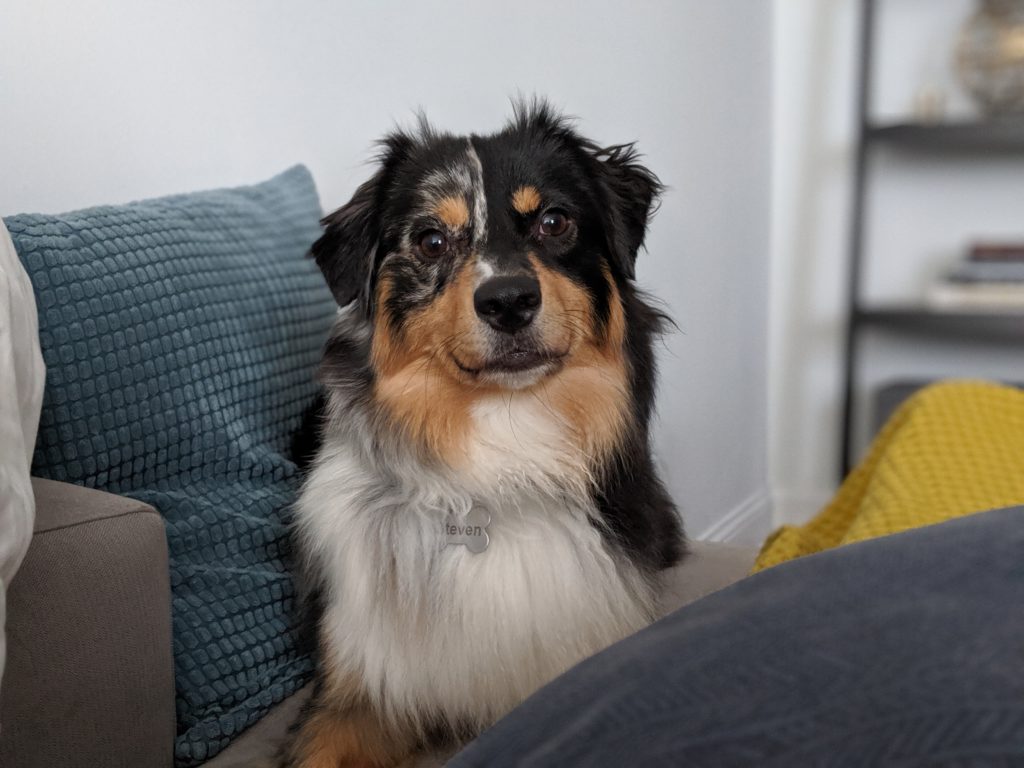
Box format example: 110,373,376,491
866,120,1024,152
855,306,1024,339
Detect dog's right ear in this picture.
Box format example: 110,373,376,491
312,133,414,310
312,172,382,310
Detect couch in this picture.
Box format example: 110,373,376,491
4,164,1020,763
0,478,757,767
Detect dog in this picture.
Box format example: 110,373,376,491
281,102,685,767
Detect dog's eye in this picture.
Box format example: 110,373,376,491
418,229,450,258
538,209,571,237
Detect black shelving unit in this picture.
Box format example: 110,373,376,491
839,0,1024,477
856,307,1024,339
868,119,1024,151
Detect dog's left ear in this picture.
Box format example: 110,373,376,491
588,143,663,281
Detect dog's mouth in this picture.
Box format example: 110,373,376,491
452,348,567,379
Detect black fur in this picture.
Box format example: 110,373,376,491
594,290,685,573
289,390,325,474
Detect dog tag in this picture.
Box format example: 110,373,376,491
444,506,491,554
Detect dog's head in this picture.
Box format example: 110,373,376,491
314,103,662,399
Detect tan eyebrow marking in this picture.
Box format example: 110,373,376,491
435,195,470,230
511,185,542,215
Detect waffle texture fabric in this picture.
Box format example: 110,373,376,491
754,380,1024,572
5,165,337,765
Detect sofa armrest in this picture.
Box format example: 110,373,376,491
0,478,175,768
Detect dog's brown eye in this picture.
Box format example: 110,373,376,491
418,229,449,258
538,209,570,237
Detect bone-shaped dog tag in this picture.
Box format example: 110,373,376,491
444,506,491,554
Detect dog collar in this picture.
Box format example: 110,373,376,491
444,506,490,554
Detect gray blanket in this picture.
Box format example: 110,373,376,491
449,506,1024,767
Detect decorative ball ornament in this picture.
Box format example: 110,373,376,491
955,0,1024,115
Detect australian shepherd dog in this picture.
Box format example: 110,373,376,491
281,102,685,767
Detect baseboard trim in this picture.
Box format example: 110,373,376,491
696,489,773,546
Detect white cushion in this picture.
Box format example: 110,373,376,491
0,219,45,699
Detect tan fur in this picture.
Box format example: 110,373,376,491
531,257,628,461
372,252,628,468
511,185,542,215
529,252,589,356
372,262,483,464
281,704,414,768
602,266,628,354
434,195,470,230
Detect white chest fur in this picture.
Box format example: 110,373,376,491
297,394,654,728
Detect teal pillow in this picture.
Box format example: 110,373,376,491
6,166,337,766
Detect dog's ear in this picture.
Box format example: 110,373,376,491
509,100,661,280
312,133,413,310
588,143,663,281
312,172,382,310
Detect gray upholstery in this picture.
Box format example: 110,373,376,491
1,479,756,767
0,479,175,768
658,541,757,614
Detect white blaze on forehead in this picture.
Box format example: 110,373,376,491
475,259,495,284
465,139,487,246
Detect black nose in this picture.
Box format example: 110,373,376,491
473,275,541,333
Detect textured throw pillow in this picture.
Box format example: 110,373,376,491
5,166,337,766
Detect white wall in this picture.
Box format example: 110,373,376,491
770,0,1024,524
770,0,858,523
1,1,774,543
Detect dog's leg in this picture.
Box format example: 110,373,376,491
279,701,416,768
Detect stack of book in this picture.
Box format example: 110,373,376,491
928,243,1024,311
